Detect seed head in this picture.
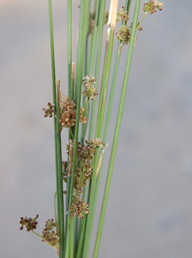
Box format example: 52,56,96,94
59,95,86,129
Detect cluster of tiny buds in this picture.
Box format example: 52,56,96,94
85,137,104,148
41,219,60,253
82,75,98,101
143,0,164,14
69,196,89,219
20,214,39,231
116,6,129,24
42,103,55,118
115,25,131,45
59,95,86,128
44,218,56,230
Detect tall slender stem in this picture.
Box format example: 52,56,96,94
93,1,141,257
92,1,133,245
103,0,132,143
88,0,101,74
82,1,118,255
68,0,72,100
48,1,64,258
65,0,89,256
88,0,107,137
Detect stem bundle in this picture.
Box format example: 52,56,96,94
19,0,164,257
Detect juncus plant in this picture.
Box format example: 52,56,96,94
20,0,164,257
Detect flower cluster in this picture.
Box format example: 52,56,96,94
115,25,131,45
116,6,129,24
69,196,89,218
20,215,39,231
82,75,98,101
41,219,60,253
66,138,104,218
20,215,60,254
59,95,86,129
143,0,164,14
42,102,55,118
115,6,132,46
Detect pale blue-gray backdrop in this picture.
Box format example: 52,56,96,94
1,0,192,257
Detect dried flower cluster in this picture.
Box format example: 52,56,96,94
66,138,104,218
42,102,55,118
82,75,98,101
143,0,164,14
20,214,39,231
59,95,86,129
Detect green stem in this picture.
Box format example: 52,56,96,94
84,38,89,77
71,63,75,100
88,0,107,137
65,0,89,256
82,26,115,258
138,12,147,28
48,1,64,258
70,218,74,258
91,1,133,243
103,0,132,143
32,230,43,239
88,0,101,74
80,100,89,145
103,45,121,143
82,151,99,258
64,174,71,256
54,191,58,231
69,128,74,140
96,28,114,138
76,218,86,258
68,0,72,100
93,1,141,257
74,216,79,255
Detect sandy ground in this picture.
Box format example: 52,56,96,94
1,0,192,257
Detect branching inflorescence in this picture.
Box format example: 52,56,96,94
115,1,164,48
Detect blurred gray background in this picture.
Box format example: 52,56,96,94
1,0,192,257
